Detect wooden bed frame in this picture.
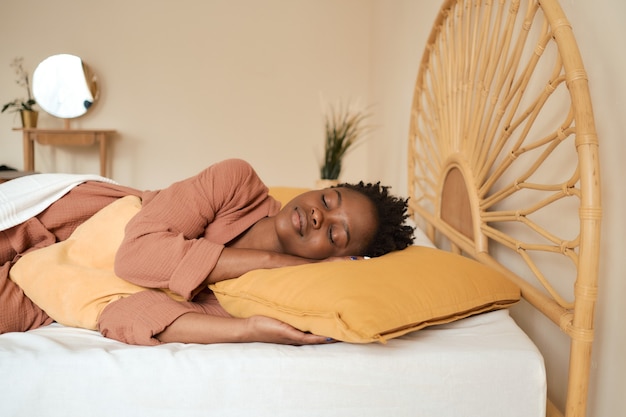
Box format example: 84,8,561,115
407,1,601,416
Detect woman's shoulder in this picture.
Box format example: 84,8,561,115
218,158,255,174
200,158,255,178
193,159,267,196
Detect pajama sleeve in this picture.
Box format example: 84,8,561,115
98,289,230,345
114,158,275,300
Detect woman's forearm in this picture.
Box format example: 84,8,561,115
156,313,247,344
206,247,314,284
156,313,332,345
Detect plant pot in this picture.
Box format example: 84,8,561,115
315,179,339,189
20,110,38,128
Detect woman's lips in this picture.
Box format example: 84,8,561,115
292,207,305,236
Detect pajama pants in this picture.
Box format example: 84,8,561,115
0,181,139,334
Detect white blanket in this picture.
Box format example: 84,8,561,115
0,173,117,231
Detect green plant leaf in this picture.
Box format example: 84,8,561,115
320,101,371,179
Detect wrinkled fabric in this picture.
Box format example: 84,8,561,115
0,181,138,333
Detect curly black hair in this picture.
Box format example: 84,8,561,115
336,181,414,257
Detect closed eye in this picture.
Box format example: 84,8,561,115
328,225,335,244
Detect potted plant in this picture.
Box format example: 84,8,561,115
1,57,38,128
318,101,370,187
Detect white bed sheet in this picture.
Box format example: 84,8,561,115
0,309,545,417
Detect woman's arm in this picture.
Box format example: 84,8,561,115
98,287,335,346
114,159,279,300
205,247,316,284
204,247,363,285
156,313,332,345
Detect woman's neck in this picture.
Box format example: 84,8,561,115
227,217,281,253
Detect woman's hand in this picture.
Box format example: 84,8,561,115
243,316,334,345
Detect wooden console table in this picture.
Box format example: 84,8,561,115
14,128,116,177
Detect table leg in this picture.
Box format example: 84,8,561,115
22,131,34,171
98,133,108,177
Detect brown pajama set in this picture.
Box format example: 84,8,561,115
0,159,280,345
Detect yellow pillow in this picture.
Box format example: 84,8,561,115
10,195,184,330
268,186,310,205
210,246,520,343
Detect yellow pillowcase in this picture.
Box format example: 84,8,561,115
10,195,184,330
268,186,310,205
210,246,520,343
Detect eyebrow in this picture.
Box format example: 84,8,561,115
334,189,350,245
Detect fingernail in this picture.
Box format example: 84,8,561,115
363,256,371,260
326,337,334,342
349,256,358,260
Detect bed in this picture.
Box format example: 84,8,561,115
0,1,600,417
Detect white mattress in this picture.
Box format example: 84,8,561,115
0,309,545,417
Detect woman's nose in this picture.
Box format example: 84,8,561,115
311,207,323,229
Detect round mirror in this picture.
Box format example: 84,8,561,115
32,54,99,119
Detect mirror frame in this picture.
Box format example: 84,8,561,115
32,54,99,120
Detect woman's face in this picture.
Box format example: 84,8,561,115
274,187,378,259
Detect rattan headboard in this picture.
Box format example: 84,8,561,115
407,1,601,417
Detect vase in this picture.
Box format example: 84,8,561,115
315,179,339,189
20,110,38,128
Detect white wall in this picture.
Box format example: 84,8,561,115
1,1,623,416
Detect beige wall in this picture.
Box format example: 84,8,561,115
1,1,623,416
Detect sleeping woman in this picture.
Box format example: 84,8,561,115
0,158,414,346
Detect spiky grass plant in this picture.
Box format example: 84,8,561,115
320,102,370,180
